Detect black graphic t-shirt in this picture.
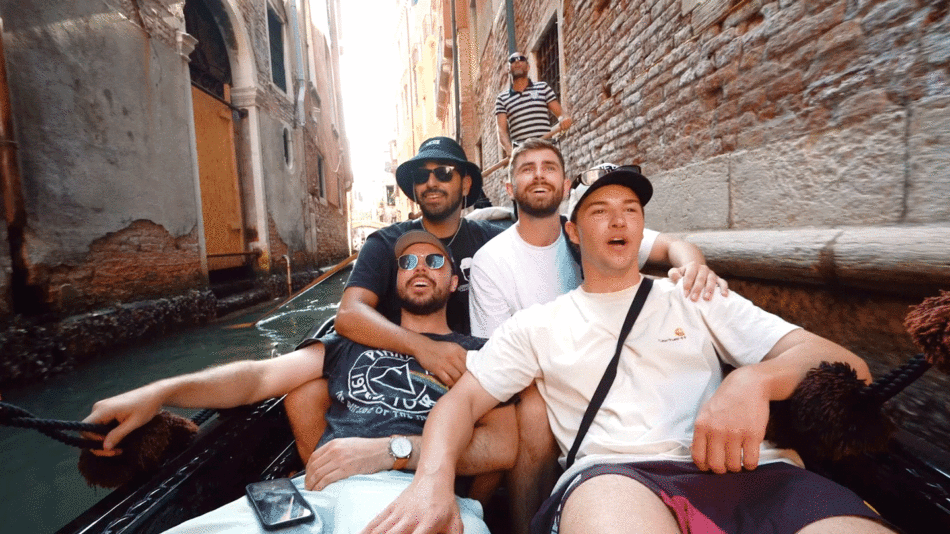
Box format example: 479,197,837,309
346,218,506,335
301,331,487,448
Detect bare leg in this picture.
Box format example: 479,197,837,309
560,474,680,534
283,378,331,463
507,384,561,534
797,516,896,534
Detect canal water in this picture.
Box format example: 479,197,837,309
0,266,350,534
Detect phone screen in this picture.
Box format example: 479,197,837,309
246,478,316,530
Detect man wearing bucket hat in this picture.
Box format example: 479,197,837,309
334,137,506,388
364,169,893,534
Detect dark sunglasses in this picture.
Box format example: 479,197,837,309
508,55,528,63
397,253,447,270
574,164,642,187
412,165,457,185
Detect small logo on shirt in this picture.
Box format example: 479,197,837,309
659,327,687,343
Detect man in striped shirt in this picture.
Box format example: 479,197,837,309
495,51,572,156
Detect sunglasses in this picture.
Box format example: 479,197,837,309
508,55,528,63
574,164,642,187
397,253,447,270
412,165,457,185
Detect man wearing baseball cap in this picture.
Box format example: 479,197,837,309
364,169,892,534
285,138,506,461
84,230,515,534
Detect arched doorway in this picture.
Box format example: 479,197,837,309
185,0,248,272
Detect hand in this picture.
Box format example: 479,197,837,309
361,477,462,534
558,116,573,131
305,437,390,491
81,385,164,452
691,367,769,473
413,339,468,387
668,262,729,302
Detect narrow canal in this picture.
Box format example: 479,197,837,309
0,267,351,534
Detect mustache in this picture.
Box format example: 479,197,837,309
420,187,447,197
408,274,435,286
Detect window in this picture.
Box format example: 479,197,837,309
536,21,561,98
386,185,396,206
267,5,287,92
317,155,326,199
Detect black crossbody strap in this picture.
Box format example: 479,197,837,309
565,277,653,469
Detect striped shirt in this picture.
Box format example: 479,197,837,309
494,80,557,144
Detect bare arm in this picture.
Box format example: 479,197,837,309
496,113,513,157
692,329,870,473
362,372,502,534
651,233,729,301
84,344,325,451
547,100,572,133
335,286,467,386
304,402,516,491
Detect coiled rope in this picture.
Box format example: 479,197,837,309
0,401,214,449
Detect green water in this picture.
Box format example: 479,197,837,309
0,267,349,534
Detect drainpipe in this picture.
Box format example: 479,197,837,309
450,0,461,141
288,0,306,128
280,255,292,296
505,0,516,53
0,19,23,230
0,18,29,312
405,6,416,152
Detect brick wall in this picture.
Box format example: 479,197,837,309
471,0,950,229
38,220,204,313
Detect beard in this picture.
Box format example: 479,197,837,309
397,278,453,316
514,187,562,218
419,187,465,222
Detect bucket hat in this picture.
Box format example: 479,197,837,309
395,137,484,206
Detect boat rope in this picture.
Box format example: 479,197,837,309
0,401,215,449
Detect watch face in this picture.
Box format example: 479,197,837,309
391,436,412,458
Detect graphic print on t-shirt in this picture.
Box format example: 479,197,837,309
347,348,449,417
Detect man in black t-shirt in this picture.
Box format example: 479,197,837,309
83,230,515,534
337,137,506,387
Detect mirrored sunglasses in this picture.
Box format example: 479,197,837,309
508,55,528,63
397,253,447,270
412,165,457,185
574,164,642,187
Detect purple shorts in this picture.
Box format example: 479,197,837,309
532,461,887,534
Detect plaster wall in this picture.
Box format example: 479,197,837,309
2,2,200,261
0,1,203,311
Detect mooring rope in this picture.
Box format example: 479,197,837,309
0,401,214,449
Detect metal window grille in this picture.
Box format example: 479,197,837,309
267,6,286,92
536,22,560,98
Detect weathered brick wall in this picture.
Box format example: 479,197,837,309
473,0,950,230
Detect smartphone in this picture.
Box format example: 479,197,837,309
245,478,318,530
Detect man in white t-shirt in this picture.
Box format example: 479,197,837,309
468,138,728,534
364,168,893,534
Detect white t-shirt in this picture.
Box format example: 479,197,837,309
467,277,802,490
468,224,659,337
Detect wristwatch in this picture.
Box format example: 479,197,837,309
388,435,412,470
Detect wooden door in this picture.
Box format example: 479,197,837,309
192,85,245,270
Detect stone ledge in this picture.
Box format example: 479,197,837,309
675,224,950,297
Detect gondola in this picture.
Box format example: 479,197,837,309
53,274,950,534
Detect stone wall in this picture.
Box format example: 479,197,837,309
0,0,203,315
472,0,950,231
